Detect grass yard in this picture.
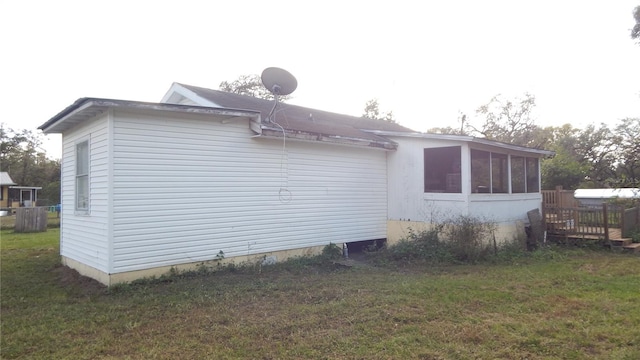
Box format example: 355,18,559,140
1,229,640,359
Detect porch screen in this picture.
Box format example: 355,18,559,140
424,146,461,193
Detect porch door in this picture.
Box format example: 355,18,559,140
21,189,32,207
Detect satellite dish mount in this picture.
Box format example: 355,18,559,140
261,67,297,122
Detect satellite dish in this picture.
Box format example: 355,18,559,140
261,67,297,96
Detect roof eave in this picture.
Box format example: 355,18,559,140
254,123,398,150
39,98,261,134
365,130,554,156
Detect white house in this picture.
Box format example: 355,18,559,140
39,83,552,285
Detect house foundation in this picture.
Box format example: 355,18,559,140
63,244,332,287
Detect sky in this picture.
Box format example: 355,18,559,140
1,0,639,160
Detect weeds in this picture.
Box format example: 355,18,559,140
366,215,577,266
440,214,496,262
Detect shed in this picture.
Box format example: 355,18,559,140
1,172,17,209
574,188,640,207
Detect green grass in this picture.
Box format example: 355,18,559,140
2,229,640,359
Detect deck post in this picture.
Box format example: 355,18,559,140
541,201,546,231
620,205,625,237
602,203,609,241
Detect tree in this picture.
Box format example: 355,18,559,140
612,117,640,187
362,99,395,123
541,124,589,189
632,5,640,44
0,126,61,204
468,93,548,148
219,74,292,101
574,123,617,187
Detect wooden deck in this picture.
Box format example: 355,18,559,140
546,222,623,240
542,187,639,252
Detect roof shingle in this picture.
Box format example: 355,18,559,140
177,83,416,145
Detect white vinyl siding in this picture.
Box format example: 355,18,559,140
111,110,387,272
60,113,110,272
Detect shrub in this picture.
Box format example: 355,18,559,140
369,215,532,265
440,215,496,263
321,242,343,260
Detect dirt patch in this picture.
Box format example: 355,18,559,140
51,263,107,296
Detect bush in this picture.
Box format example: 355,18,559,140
440,214,496,263
369,215,534,265
321,242,343,260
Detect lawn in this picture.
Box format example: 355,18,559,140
1,229,639,359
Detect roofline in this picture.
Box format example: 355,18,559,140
160,82,220,106
10,186,43,190
38,98,261,134
365,130,555,156
249,121,398,150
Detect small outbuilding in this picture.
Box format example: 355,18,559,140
574,188,640,207
0,172,16,209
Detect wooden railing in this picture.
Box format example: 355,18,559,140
543,203,632,241
542,186,579,208
623,207,640,238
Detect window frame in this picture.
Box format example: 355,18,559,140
526,157,540,193
471,149,540,194
510,156,526,193
423,146,462,193
75,139,90,213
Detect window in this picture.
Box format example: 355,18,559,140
471,149,490,193
76,140,89,211
491,152,508,193
526,157,539,193
511,156,526,193
424,146,461,193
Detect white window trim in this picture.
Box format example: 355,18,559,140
75,138,90,214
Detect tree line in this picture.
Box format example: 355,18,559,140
429,93,639,190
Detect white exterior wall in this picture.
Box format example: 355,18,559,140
387,137,470,223
60,112,111,272
387,136,543,243
110,109,387,273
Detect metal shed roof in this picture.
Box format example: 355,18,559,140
574,188,640,199
0,172,16,186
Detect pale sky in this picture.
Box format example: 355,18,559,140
1,0,639,160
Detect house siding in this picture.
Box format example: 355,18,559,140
60,113,110,272
111,110,387,273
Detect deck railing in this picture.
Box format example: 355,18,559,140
623,207,640,238
541,186,579,209
543,203,632,241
